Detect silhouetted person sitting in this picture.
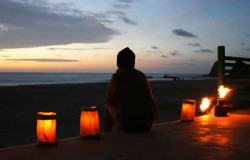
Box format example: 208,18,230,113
104,47,158,132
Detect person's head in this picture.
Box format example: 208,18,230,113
117,47,135,69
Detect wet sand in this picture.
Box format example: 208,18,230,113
0,79,249,148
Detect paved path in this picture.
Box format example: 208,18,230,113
1,114,250,160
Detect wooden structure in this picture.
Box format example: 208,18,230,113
217,46,250,87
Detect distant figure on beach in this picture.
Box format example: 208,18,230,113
104,47,158,132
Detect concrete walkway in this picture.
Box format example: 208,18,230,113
1,114,250,160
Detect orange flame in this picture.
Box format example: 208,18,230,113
218,85,231,99
200,97,211,111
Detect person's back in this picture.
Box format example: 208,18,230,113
104,47,157,132
113,68,156,132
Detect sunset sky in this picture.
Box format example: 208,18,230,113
0,0,250,74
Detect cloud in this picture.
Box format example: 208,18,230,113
164,62,193,66
170,53,178,56
196,49,215,53
246,33,250,37
0,24,8,32
48,47,109,51
188,43,201,47
169,51,180,56
6,58,79,62
151,46,159,49
0,55,9,57
146,51,155,54
189,59,196,62
240,42,247,46
118,0,134,3
113,4,130,9
146,50,161,54
108,11,126,16
119,16,137,25
110,0,137,25
108,11,137,25
161,55,168,58
172,29,197,38
246,48,250,51
0,0,117,49
48,48,86,51
92,47,109,50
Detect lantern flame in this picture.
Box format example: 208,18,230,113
37,112,56,116
218,85,231,99
200,97,211,111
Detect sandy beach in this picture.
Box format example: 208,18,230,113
1,79,250,148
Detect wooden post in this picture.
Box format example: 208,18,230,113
218,46,225,87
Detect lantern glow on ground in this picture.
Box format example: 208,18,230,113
80,106,100,139
181,99,196,122
36,112,57,145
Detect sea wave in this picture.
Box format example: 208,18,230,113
0,72,216,86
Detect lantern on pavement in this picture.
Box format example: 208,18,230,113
80,106,100,139
36,112,57,146
215,85,231,117
181,99,196,121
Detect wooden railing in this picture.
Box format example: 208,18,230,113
217,46,250,87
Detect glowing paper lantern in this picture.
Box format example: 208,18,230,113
181,99,196,121
80,106,100,139
36,112,57,146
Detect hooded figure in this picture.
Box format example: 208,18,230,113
104,47,158,132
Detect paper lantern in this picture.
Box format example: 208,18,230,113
181,99,196,121
80,106,100,139
215,104,228,117
36,112,57,146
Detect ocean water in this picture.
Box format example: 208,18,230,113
0,72,215,86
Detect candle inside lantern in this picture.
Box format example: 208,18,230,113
217,85,231,105
218,85,231,99
36,112,57,146
80,106,100,139
181,99,196,121
215,85,231,117
199,97,213,114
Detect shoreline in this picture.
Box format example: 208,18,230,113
0,78,216,87
0,72,215,87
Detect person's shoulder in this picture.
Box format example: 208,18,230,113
133,69,147,79
134,69,146,76
113,69,126,80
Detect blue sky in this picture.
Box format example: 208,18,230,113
0,0,250,73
